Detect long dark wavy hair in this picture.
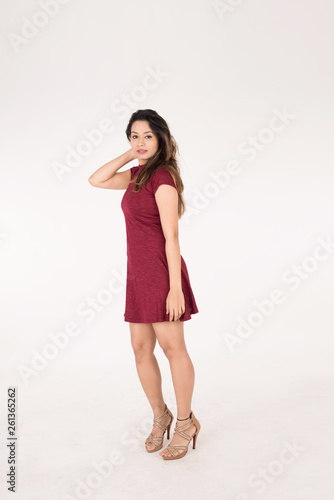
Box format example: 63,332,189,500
125,109,186,219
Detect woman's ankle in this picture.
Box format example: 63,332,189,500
177,410,192,421
152,402,167,416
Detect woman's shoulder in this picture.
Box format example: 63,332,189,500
149,165,177,193
152,164,175,177
130,164,142,180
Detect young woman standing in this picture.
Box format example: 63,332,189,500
88,109,201,460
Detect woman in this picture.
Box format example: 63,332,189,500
88,109,201,460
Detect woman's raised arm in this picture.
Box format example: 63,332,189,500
88,149,136,190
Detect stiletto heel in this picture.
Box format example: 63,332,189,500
193,430,198,448
192,418,201,449
166,421,172,440
145,404,174,453
161,411,201,460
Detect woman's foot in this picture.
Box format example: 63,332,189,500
145,404,173,452
159,415,197,458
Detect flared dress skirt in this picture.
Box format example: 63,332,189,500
120,164,199,323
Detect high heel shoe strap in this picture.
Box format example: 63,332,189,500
152,406,173,432
174,413,198,442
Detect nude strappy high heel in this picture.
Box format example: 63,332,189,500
145,403,174,453
161,411,201,460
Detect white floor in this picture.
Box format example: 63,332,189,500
1,346,333,500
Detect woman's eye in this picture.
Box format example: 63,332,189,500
131,134,152,139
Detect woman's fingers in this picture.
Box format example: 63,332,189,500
166,302,185,321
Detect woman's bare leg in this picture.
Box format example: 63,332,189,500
152,320,197,458
129,322,168,451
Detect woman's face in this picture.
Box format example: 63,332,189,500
129,120,159,164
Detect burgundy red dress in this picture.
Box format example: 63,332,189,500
121,164,199,323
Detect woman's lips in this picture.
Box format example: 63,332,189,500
137,150,147,154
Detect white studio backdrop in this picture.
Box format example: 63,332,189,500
1,1,333,499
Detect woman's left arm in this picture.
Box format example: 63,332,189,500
155,185,185,322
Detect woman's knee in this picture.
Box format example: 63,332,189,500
159,341,187,360
131,340,155,361
130,324,156,361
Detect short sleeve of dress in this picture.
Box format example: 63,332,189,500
130,166,140,180
151,168,177,195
